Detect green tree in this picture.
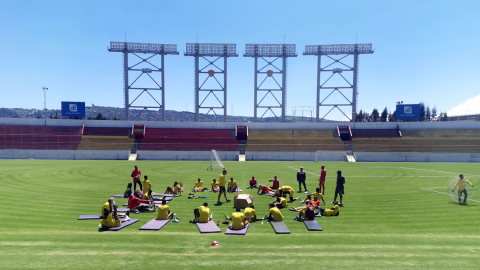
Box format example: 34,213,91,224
431,106,437,121
381,107,388,122
425,106,431,122
371,108,379,122
388,110,396,122
356,110,363,122
419,102,425,121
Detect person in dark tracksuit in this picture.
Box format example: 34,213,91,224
333,171,345,205
297,167,307,193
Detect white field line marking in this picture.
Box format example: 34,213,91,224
401,167,480,178
420,188,480,203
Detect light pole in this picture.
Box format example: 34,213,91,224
42,87,48,119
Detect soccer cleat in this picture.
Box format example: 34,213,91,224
226,199,231,203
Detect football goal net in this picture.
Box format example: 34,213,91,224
447,177,477,204
208,150,225,170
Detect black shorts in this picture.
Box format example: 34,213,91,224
219,186,226,192
335,186,344,194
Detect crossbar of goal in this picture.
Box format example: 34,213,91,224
209,150,225,170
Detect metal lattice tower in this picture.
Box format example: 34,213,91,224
108,42,178,121
304,44,374,122
244,44,297,122
185,43,237,122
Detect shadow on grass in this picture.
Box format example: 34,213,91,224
447,201,477,207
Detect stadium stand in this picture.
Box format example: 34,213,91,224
138,128,240,151
246,129,345,152
82,127,130,136
0,125,82,150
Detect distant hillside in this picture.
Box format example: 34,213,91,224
0,106,323,122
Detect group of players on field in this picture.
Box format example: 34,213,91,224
99,165,346,229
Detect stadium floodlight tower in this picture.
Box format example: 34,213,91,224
244,44,297,122
304,44,374,122
185,43,238,122
108,42,179,121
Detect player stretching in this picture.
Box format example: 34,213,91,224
319,165,326,195
452,174,474,205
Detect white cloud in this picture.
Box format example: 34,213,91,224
448,95,480,116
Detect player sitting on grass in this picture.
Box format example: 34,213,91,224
165,182,182,195
217,169,231,204
224,207,247,230
318,201,340,216
273,196,288,209
227,178,238,193
211,179,219,192
191,202,212,223
249,176,258,189
452,174,474,205
133,189,143,199
303,188,326,205
128,194,152,214
310,196,321,208
101,203,122,228
193,178,208,192
124,183,133,198
277,186,300,202
257,184,272,195
294,200,315,221
268,203,284,221
157,199,175,220
143,189,154,200
269,176,280,189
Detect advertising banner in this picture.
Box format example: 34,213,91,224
396,104,420,120
61,101,85,118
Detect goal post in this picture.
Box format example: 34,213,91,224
208,150,225,170
314,150,323,162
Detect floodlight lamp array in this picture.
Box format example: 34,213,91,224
108,42,178,54
304,43,373,55
185,43,237,56
244,44,297,57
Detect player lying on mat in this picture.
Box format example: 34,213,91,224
268,203,284,221
211,179,219,192
124,183,133,198
165,182,182,195
157,199,175,220
193,178,208,192
269,176,279,190
224,207,247,230
227,178,238,193
452,174,474,205
249,176,258,189
191,202,212,223
224,206,265,223
273,196,288,209
294,200,316,221
101,204,122,228
128,194,152,214
276,186,301,202
257,184,272,195
318,201,340,216
303,188,326,205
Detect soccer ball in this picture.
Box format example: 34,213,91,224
211,241,218,246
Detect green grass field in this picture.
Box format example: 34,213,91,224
1,159,480,269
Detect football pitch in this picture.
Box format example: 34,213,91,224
1,159,479,269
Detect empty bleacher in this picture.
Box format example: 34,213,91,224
246,129,345,152
0,125,82,150
77,136,135,150
138,128,240,151
352,129,399,138
82,127,130,136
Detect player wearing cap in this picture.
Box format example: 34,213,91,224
319,165,326,195
297,166,307,193
217,169,231,204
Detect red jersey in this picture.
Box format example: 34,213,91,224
311,200,320,207
259,185,269,194
132,169,141,182
128,194,149,209
271,179,279,188
320,170,326,182
250,179,257,185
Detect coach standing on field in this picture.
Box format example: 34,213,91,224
297,167,307,193
334,170,345,205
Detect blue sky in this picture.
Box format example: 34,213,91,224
1,0,479,120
